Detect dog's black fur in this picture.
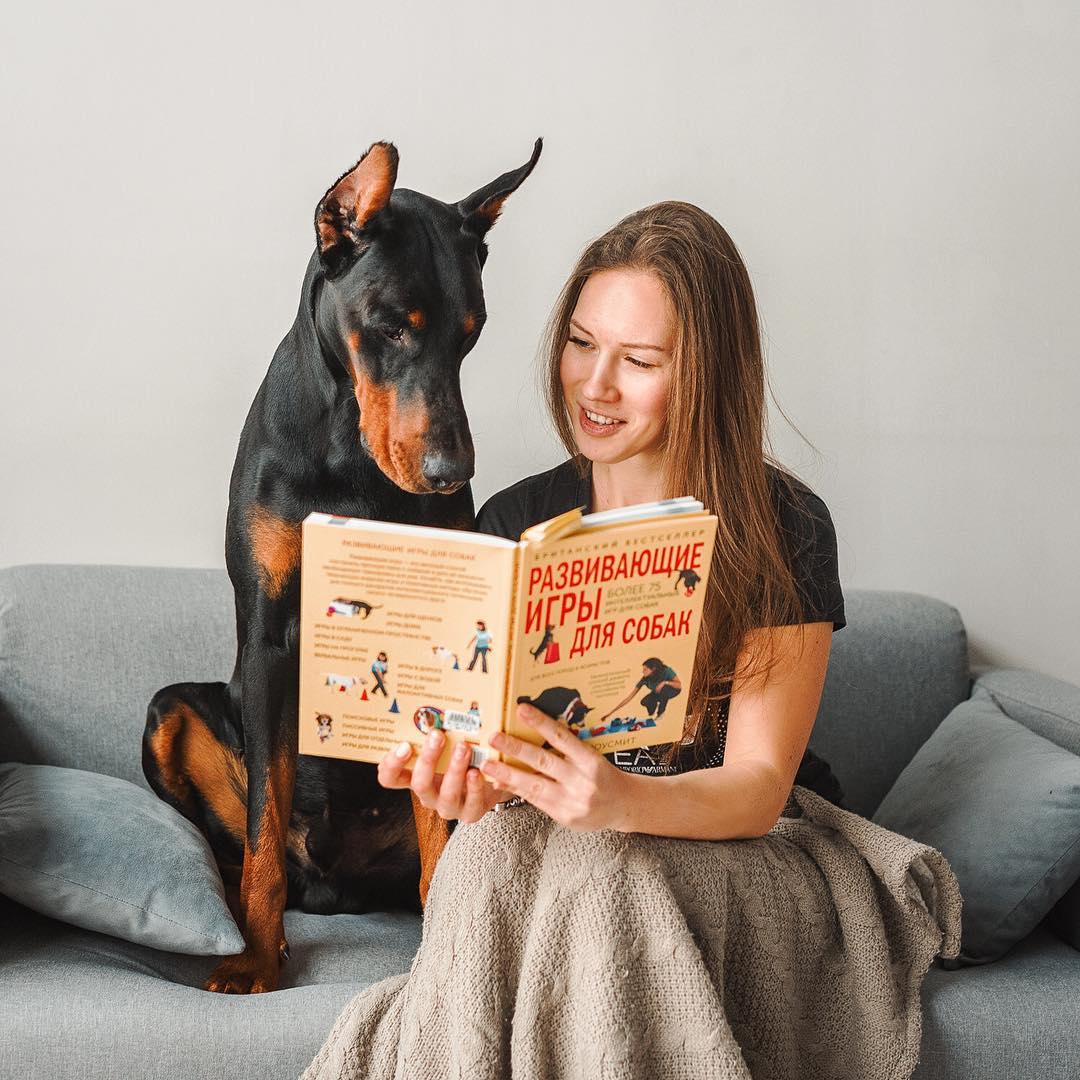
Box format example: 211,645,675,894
142,139,542,993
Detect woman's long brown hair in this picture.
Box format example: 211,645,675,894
538,201,820,769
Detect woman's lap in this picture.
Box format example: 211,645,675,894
303,787,961,1080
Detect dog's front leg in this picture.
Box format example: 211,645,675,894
205,629,297,994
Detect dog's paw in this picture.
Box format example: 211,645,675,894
205,948,282,995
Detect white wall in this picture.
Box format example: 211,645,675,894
1,1,1077,683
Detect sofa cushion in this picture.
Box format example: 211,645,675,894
0,894,423,1080
806,590,971,819
872,696,1080,964
0,763,243,955
971,668,1080,951
0,564,235,788
913,924,1080,1079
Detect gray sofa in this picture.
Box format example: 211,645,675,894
1,563,1078,1079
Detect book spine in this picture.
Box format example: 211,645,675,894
496,543,525,761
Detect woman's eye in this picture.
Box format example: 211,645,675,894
569,336,591,349
627,356,653,369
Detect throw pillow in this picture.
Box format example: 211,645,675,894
1047,873,1080,950
872,697,1080,965
0,762,244,955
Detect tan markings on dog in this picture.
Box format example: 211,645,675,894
248,505,302,599
350,144,397,228
474,195,508,230
344,330,364,386
353,377,431,493
316,215,341,251
462,312,475,337
410,791,451,909
240,745,295,955
407,309,426,330
317,143,398,252
286,818,314,870
147,707,192,812
148,702,246,842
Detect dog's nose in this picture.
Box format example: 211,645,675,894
422,452,472,491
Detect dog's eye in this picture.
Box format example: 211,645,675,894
379,326,405,343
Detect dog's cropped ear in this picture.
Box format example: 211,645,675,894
455,137,542,256
315,142,400,277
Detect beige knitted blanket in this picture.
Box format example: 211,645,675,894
301,784,962,1080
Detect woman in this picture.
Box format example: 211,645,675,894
304,203,961,1080
465,619,493,673
369,651,389,697
601,657,683,723
381,200,846,827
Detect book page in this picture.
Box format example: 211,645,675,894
505,513,718,763
298,515,517,772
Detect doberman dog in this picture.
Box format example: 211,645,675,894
142,138,542,994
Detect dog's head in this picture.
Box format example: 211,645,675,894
312,139,542,495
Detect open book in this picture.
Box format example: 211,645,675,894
298,498,718,775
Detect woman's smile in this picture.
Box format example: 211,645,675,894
578,403,626,436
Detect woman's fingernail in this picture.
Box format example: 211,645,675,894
454,743,468,759
394,741,411,758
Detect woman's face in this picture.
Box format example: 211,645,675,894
559,268,675,467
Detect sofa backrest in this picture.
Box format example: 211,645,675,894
815,590,971,814
0,565,971,816
0,565,234,790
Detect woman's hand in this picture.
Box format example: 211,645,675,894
480,703,637,832
377,730,515,824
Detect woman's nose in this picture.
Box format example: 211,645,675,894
582,352,620,400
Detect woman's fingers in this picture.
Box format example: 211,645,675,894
410,730,446,805
514,704,594,766
379,733,518,821
490,727,571,782
376,740,415,789
436,740,470,815
480,756,555,808
459,768,495,822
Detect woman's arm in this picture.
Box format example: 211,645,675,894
602,683,641,719
618,622,834,840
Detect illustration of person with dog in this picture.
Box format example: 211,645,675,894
465,620,493,673
601,657,682,721
530,623,557,662
370,651,390,696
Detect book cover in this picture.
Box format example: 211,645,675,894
501,507,717,760
298,503,717,776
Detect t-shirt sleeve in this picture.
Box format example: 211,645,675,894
773,483,847,632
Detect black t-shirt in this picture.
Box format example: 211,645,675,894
475,457,848,808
